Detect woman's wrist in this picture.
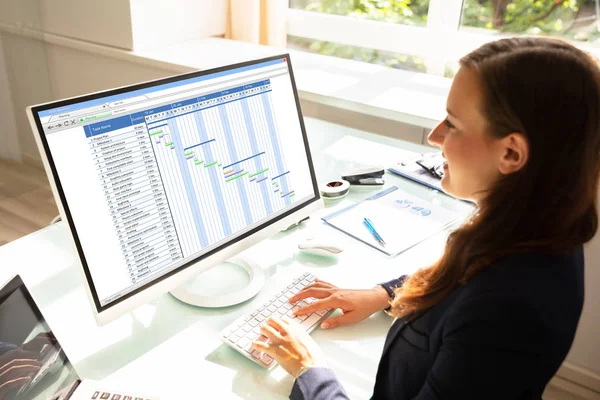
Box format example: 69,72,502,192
294,361,327,380
373,285,393,310
295,365,313,380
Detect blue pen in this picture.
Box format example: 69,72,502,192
363,218,386,246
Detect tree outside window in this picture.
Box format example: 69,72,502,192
288,0,600,75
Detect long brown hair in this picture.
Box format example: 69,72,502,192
390,38,600,319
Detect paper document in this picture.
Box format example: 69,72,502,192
322,187,462,256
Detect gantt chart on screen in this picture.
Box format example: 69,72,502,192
39,59,315,306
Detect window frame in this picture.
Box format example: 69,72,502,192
287,0,600,76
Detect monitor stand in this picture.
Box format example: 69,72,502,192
169,257,265,308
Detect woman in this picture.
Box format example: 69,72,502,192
251,37,600,399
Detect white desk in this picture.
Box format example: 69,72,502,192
0,118,472,399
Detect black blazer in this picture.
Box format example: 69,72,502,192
291,247,585,399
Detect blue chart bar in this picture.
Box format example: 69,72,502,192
184,138,215,151
167,119,209,248
219,106,254,226
241,98,273,216
193,111,232,237
271,171,289,181
261,93,292,206
223,152,265,170
149,123,168,129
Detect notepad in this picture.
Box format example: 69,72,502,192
387,152,444,192
322,186,462,256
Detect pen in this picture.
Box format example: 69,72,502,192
363,217,386,246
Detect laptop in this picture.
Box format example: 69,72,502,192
0,275,158,400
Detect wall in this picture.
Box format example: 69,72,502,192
0,32,53,166
129,0,227,49
0,0,134,49
0,33,20,162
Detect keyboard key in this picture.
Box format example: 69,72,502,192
300,313,322,330
295,313,308,321
220,273,331,370
261,354,273,364
257,335,268,342
252,349,262,359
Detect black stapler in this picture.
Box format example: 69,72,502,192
341,167,385,185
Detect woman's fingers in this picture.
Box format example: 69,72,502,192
314,279,336,288
289,288,332,303
260,323,285,343
293,296,339,316
266,318,290,335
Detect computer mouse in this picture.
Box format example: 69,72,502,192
298,238,344,257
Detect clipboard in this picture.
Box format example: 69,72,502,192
321,186,462,256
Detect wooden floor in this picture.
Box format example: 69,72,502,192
0,158,58,246
0,159,595,399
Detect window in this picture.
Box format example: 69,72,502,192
287,0,600,77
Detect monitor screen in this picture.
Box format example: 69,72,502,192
30,55,319,312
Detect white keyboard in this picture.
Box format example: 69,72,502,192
220,272,333,369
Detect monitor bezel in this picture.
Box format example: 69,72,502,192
27,54,321,323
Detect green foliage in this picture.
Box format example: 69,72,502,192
289,0,599,74
291,0,429,25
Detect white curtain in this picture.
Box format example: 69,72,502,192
227,0,287,47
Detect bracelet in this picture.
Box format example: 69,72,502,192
294,365,313,380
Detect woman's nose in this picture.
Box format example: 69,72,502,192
427,121,445,147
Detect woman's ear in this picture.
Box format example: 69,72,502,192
498,133,529,175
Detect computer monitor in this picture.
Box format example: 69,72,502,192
27,54,322,326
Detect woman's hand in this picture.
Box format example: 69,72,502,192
252,317,325,377
289,279,391,329
0,348,42,399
